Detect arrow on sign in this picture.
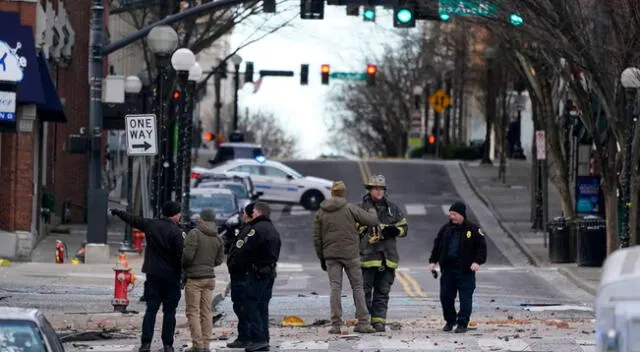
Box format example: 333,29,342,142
132,141,152,151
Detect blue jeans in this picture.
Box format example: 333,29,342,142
230,274,251,341
141,274,181,346
244,274,275,343
440,268,476,327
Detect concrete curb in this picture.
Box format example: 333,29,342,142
557,266,598,297
458,162,543,267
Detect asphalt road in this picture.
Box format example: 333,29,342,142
0,159,598,351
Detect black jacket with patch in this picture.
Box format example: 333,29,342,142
112,210,184,280
428,220,487,273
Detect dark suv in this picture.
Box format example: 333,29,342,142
209,142,265,166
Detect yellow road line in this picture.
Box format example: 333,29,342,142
357,160,369,184
402,271,426,297
395,271,416,298
363,160,372,180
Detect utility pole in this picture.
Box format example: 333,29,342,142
434,75,443,158
214,65,223,136
444,74,453,145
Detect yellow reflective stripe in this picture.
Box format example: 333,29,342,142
371,317,386,323
395,218,408,227
397,226,406,237
385,259,399,269
361,260,382,268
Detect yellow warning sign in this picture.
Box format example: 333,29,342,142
428,89,452,113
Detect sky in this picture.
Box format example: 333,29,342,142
228,3,418,158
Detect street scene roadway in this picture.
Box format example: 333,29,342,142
0,159,597,351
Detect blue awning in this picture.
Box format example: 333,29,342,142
36,51,67,122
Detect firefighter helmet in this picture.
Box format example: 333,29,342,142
365,174,387,189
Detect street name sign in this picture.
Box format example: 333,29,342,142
125,114,158,156
330,72,366,80
438,0,498,17
428,89,452,113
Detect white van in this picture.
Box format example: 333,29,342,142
596,246,640,351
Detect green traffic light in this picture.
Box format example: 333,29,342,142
439,13,451,21
510,13,523,26
396,8,413,23
363,8,375,21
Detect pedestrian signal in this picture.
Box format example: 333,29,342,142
321,64,330,85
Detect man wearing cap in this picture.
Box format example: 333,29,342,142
428,201,487,333
313,181,380,334
110,201,185,352
225,203,256,349
183,209,224,352
358,174,408,332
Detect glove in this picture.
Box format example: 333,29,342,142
381,225,400,238
109,208,120,216
320,258,327,272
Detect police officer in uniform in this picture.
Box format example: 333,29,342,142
428,201,487,333
225,203,255,349
358,175,408,332
233,202,281,352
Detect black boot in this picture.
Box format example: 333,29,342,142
454,325,468,333
442,322,455,332
226,339,251,348
138,343,151,352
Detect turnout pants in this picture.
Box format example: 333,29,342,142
230,273,251,342
185,278,215,349
440,268,476,327
141,274,181,346
326,258,370,327
362,266,395,324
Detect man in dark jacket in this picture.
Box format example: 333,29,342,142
358,175,408,332
225,203,256,349
428,201,487,333
233,202,281,352
314,181,379,334
183,208,224,352
110,201,185,352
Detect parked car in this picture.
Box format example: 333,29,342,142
210,158,333,210
191,169,263,203
189,188,241,230
0,307,66,351
208,142,266,166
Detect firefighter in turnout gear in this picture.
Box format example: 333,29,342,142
358,175,408,332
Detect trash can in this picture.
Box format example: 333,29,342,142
576,216,607,267
547,216,573,263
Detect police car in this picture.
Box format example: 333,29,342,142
210,158,333,210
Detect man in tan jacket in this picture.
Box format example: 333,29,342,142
313,181,380,334
183,209,224,352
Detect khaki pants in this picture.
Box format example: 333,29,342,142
185,278,215,349
326,258,370,326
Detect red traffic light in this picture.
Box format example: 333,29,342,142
428,135,436,145
321,64,330,73
173,90,181,99
366,64,377,75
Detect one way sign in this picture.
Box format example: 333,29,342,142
125,114,158,156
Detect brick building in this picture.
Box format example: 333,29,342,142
0,0,100,259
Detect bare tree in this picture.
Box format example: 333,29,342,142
238,111,299,159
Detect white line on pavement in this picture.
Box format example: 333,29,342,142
405,204,427,216
276,263,304,272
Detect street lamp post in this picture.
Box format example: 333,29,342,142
122,76,142,251
147,25,178,216
182,62,202,221
171,48,196,206
231,54,243,131
619,67,640,248
481,47,496,165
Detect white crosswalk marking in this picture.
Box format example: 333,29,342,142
405,204,427,216
277,263,304,272
290,205,311,216
441,204,451,216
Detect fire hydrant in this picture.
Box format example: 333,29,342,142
112,253,136,312
132,229,145,254
55,240,66,264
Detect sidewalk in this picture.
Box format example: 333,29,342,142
460,160,601,296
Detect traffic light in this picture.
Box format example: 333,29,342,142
363,6,375,21
321,64,330,85
366,64,377,86
346,4,359,16
300,0,324,19
509,13,523,26
393,2,415,28
244,61,254,83
263,0,276,13
172,90,181,100
300,64,309,85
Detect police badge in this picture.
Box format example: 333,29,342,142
247,229,256,237
236,239,245,248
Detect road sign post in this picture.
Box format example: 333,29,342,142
125,114,158,156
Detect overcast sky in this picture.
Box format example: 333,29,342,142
228,3,417,158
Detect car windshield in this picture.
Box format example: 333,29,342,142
277,163,304,178
0,320,47,352
190,194,237,214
